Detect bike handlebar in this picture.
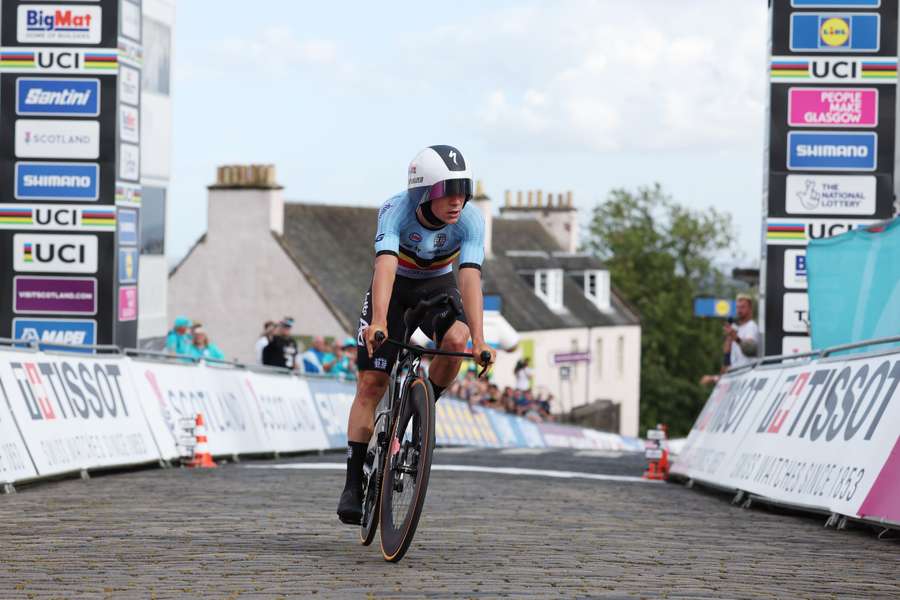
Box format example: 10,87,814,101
373,331,492,378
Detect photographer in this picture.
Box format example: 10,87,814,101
724,294,760,369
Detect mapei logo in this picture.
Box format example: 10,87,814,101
13,233,99,273
790,13,879,53
13,318,96,352
770,57,896,83
18,5,102,45
16,77,99,117
15,162,99,201
0,205,115,231
0,49,118,74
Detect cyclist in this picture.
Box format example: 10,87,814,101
337,145,496,524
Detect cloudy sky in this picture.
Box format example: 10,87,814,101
168,0,769,266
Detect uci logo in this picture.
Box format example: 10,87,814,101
36,50,82,70
30,242,87,263
35,208,78,226
810,59,859,80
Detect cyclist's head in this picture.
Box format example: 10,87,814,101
407,145,473,225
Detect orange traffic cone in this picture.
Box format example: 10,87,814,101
643,424,669,480
188,413,216,468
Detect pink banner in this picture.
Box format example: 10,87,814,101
788,88,878,128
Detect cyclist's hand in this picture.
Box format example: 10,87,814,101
473,340,495,374
365,322,388,357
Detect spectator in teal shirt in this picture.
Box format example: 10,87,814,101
165,316,193,356
331,336,358,381
188,327,225,361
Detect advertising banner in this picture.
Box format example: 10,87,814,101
0,377,38,483
242,371,329,452
0,349,161,477
306,377,354,449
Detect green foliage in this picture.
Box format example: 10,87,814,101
584,184,737,436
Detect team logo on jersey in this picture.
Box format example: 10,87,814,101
434,233,447,248
410,232,422,242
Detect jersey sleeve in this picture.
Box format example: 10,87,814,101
374,197,402,257
458,204,485,270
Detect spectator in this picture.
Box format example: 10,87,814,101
301,336,337,374
331,337,359,380
188,327,225,361
724,295,760,369
262,319,298,370
514,357,533,391
255,320,276,365
165,316,193,356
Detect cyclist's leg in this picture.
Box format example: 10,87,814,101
338,286,405,524
416,277,470,400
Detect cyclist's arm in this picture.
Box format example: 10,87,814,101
371,253,398,326
459,267,485,345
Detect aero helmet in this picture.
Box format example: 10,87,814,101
407,145,473,208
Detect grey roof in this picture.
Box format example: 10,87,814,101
277,202,639,333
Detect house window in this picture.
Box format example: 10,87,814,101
585,270,611,312
616,335,625,379
534,269,564,311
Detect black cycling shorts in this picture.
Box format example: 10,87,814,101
356,273,468,374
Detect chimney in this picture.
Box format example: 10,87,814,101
207,164,285,239
473,180,493,259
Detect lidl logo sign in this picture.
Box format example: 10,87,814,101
791,13,879,52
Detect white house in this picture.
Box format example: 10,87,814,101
168,166,642,436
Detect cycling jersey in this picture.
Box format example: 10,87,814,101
374,191,485,279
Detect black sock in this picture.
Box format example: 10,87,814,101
429,378,446,401
345,441,367,491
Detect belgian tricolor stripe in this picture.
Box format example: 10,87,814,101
398,249,460,271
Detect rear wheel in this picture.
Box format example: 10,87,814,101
379,378,435,562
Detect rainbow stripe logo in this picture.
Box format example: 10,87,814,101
0,49,117,71
767,223,806,242
0,208,33,225
23,243,34,263
81,208,115,227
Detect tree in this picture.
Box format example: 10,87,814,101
583,184,737,436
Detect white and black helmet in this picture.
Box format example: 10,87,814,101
407,145,473,208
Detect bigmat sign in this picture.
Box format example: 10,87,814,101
762,0,898,356
673,351,900,525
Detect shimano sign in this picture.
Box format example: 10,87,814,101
15,162,99,201
787,132,877,171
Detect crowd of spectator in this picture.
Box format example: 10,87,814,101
445,357,556,422
164,316,225,361
256,318,358,380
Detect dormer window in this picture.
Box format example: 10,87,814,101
585,270,611,312
535,268,564,311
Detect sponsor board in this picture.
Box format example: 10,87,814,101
786,131,876,171
13,276,97,315
119,143,139,181
792,0,880,5
766,218,874,245
118,286,137,321
0,205,114,231
114,182,141,205
118,247,138,284
16,77,100,117
782,336,812,356
17,5,102,45
117,37,142,67
121,1,141,42
15,119,99,160
790,13,880,53
119,105,139,143
0,48,118,74
0,352,162,476
242,374,330,451
13,233,98,273
13,317,96,351
118,65,140,105
787,87,877,128
783,292,810,333
770,56,896,83
14,162,99,201
784,249,808,290
0,392,38,483
785,174,876,215
117,209,138,245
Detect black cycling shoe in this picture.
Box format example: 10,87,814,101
337,484,363,525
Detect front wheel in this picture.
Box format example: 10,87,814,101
358,441,382,546
379,378,435,562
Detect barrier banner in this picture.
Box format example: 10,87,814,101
0,378,38,483
0,350,161,477
670,367,786,482
436,400,500,448
483,408,543,448
242,372,329,452
724,355,900,518
131,360,267,457
307,377,354,449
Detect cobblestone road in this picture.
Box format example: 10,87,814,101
0,448,897,599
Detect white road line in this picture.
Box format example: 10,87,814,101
245,462,658,484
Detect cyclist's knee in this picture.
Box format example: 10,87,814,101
356,371,389,405
441,324,469,353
